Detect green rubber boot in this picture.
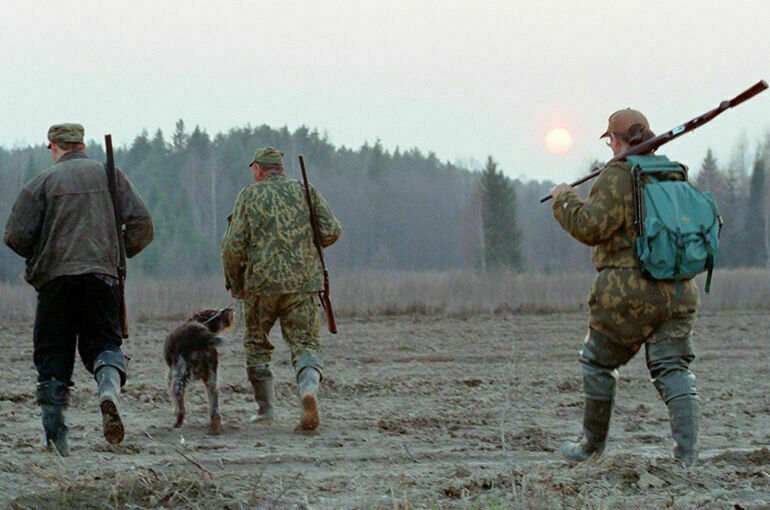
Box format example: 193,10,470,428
561,398,613,462
669,397,699,466
247,365,275,424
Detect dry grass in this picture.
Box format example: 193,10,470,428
333,269,593,317
124,277,232,321
0,282,36,322
699,267,770,310
0,268,768,324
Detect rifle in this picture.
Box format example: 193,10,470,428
104,134,129,338
540,80,768,203
299,155,338,334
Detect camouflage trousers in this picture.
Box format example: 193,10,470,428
588,267,699,348
242,292,322,371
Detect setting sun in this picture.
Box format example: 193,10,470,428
545,128,574,154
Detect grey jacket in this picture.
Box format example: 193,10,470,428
4,151,154,289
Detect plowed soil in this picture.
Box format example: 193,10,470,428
2,311,769,508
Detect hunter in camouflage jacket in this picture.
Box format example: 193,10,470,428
552,160,699,348
221,173,342,297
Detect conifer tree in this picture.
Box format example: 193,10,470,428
23,157,37,184
720,162,748,267
696,149,723,192
743,156,768,267
479,156,522,270
172,119,188,153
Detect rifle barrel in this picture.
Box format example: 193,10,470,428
731,79,768,106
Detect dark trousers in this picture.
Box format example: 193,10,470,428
34,274,123,385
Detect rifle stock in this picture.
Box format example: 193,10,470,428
322,271,337,333
540,80,768,203
104,135,129,338
299,155,337,334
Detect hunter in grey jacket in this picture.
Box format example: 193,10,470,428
4,151,154,289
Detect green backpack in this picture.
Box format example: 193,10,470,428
627,155,722,293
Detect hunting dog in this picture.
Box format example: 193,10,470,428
164,308,235,435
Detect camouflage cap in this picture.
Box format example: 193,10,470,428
47,123,85,148
600,109,649,139
249,146,284,167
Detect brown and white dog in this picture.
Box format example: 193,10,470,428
164,308,235,435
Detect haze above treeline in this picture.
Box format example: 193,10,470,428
0,120,768,283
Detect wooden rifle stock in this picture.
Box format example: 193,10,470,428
299,155,337,334
104,134,129,338
540,80,768,203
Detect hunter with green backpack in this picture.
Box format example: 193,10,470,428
549,110,703,466
546,80,766,467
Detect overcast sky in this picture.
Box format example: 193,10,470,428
2,0,768,183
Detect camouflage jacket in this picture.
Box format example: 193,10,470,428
552,160,699,345
4,151,154,290
221,173,342,296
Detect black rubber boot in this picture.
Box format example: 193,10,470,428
247,365,275,424
561,398,613,462
669,396,699,466
37,379,70,456
296,367,321,431
93,351,127,445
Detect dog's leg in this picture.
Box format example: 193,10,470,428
170,359,188,428
203,358,223,435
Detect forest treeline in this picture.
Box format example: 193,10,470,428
1,121,768,282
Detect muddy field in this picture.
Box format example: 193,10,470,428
1,311,769,509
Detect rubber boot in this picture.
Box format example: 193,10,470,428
93,351,127,444
37,379,70,456
247,365,275,424
646,336,699,465
561,398,613,462
95,366,124,444
669,397,699,466
296,367,321,431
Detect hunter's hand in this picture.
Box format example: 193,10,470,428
550,183,571,199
